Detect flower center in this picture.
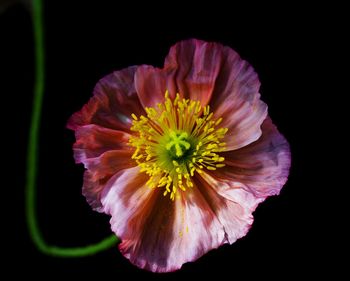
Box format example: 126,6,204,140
129,91,228,200
166,131,191,159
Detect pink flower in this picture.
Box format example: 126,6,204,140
67,39,291,272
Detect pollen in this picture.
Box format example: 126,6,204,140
129,91,228,200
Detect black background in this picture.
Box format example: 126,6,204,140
2,1,332,279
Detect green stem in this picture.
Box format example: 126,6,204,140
25,0,118,257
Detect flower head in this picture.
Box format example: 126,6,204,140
67,39,291,272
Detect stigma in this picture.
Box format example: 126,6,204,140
129,91,228,200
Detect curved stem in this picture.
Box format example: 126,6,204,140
26,0,118,257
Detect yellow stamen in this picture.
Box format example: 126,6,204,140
129,91,228,200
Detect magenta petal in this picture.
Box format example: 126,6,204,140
72,124,131,163
194,174,262,244
135,39,223,109
215,118,291,198
209,44,267,150
71,124,134,211
134,65,170,109
83,150,134,181
164,39,223,106
67,66,144,133
82,150,135,212
219,94,268,151
101,167,226,272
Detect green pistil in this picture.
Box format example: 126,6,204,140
166,131,191,158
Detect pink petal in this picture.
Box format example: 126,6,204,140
209,45,267,150
67,66,144,133
72,124,135,211
72,124,132,163
164,39,223,106
83,150,134,182
213,117,291,198
135,39,223,108
218,95,267,151
194,174,262,244
134,65,171,109
101,167,226,272
82,150,135,212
